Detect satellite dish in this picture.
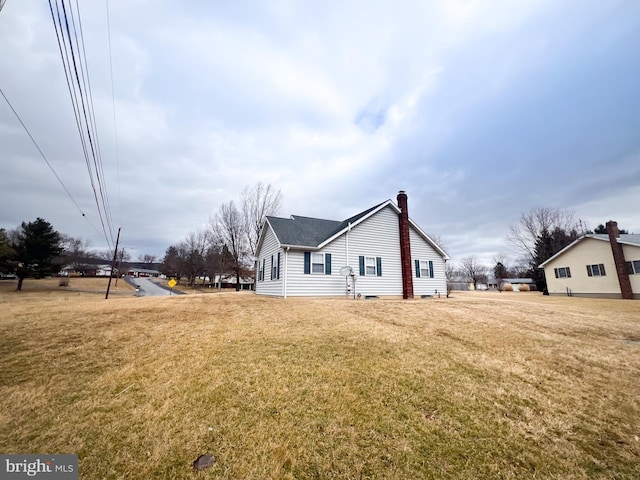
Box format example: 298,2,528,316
339,266,354,276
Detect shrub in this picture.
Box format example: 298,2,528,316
58,277,70,287
503,283,513,292
519,283,530,292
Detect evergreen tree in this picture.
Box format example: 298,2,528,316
528,227,579,291
12,218,62,291
594,224,628,234
493,261,509,287
0,228,16,274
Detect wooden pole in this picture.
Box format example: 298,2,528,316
105,227,121,299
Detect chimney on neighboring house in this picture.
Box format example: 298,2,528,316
397,191,414,299
606,220,633,299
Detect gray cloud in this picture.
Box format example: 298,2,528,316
1,0,639,264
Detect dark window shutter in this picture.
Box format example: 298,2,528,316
376,257,382,276
599,264,605,276
359,256,365,275
429,260,434,278
270,256,273,280
626,262,633,274
304,252,310,274
277,252,281,279
567,267,571,278
325,253,332,275
554,268,558,278
587,265,592,277
415,259,421,278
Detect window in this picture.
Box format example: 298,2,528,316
627,260,640,274
303,252,332,275
365,257,376,275
312,253,325,273
554,267,571,278
258,258,265,281
586,264,606,277
415,259,434,278
359,256,382,276
271,255,278,280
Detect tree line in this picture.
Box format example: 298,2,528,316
0,218,160,291
159,182,282,290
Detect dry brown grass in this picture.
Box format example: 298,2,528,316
1,285,639,479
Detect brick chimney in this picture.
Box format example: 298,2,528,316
397,191,414,299
606,220,633,299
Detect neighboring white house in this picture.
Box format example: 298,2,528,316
255,191,450,298
539,221,640,299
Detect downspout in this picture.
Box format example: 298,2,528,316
346,222,351,266
283,247,289,299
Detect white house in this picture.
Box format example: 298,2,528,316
255,191,450,298
539,221,640,299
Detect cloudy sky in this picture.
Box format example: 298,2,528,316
1,0,639,267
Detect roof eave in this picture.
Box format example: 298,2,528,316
538,235,604,268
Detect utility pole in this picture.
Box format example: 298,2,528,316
105,227,121,299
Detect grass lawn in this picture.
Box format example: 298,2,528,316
1,281,639,479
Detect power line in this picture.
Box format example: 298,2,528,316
0,86,106,239
105,0,122,227
48,0,116,249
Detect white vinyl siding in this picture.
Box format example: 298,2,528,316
410,227,447,297
255,226,283,296
257,204,449,297
285,206,404,297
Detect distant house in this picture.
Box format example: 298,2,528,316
539,221,640,299
124,263,162,278
255,191,449,298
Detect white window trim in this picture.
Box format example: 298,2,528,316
365,256,377,276
311,253,325,274
419,260,430,278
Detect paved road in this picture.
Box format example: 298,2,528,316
126,276,174,297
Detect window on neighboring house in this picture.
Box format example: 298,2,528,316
415,259,434,278
303,252,332,275
626,260,640,275
554,267,571,278
359,256,382,276
586,264,606,277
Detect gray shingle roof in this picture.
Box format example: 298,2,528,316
590,234,640,246
267,202,387,247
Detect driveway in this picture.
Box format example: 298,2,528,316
125,276,177,297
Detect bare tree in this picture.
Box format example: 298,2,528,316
212,201,246,291
507,207,580,264
241,182,283,257
182,229,209,286
459,255,488,290
60,235,94,275
427,233,447,253
138,254,157,264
